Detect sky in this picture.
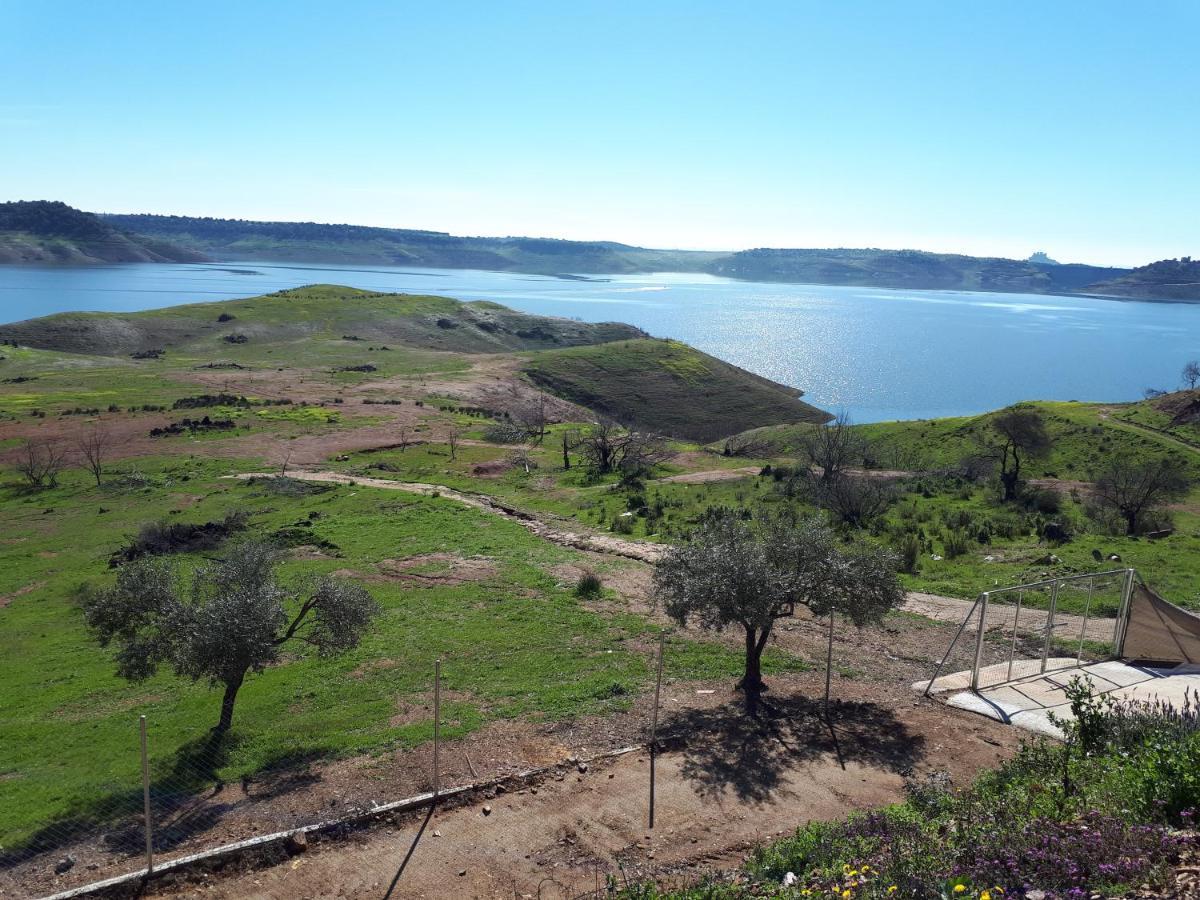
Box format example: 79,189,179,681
3,1,1198,267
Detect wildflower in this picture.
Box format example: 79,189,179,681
842,891,852,900
953,886,966,894
981,892,991,900
887,888,898,895
783,873,798,887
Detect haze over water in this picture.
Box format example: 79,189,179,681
1,261,1195,423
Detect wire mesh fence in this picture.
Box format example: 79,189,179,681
924,569,1134,695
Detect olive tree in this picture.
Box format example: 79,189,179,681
83,540,379,734
654,513,903,713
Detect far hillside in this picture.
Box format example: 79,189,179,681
0,201,205,264
100,212,722,274
522,338,829,442
1084,257,1200,300
708,247,1127,295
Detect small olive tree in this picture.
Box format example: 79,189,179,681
654,513,903,712
83,540,379,734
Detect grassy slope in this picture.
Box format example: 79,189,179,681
523,338,830,442
733,399,1200,480
0,460,808,847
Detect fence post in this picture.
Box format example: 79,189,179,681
1040,580,1060,673
970,593,989,691
433,659,441,798
139,715,154,876
1113,569,1136,656
648,631,665,830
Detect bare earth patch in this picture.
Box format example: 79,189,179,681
377,554,499,586
0,579,45,609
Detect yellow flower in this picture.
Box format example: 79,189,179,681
981,892,991,900
887,888,898,895
953,886,966,894
842,891,852,900
861,865,871,873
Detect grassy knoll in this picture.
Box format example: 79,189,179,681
523,338,829,442
0,459,807,849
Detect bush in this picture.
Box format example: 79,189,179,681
574,571,603,600
944,530,971,559
896,533,921,574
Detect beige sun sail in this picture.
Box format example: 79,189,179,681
1122,582,1200,665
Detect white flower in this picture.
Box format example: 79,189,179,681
783,872,798,887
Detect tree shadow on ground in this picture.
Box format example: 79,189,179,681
0,730,332,869
660,692,925,806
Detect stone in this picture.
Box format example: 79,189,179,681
54,856,76,874
285,832,308,855
577,762,588,773
482,804,492,816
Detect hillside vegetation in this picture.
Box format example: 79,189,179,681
0,201,205,264
523,338,830,442
0,285,646,357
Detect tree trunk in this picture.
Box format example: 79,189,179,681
1124,510,1139,536
1000,470,1019,502
738,625,772,711
215,672,245,734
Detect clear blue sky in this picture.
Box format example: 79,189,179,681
3,1,1197,266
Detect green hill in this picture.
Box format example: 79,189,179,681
0,201,205,264
522,338,829,442
731,397,1200,480
0,285,647,357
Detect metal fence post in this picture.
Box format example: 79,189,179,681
1040,581,1060,673
432,659,441,798
970,593,989,691
648,631,665,830
1113,569,1136,656
139,715,154,876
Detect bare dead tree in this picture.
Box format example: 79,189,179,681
509,443,538,475
1092,456,1191,535
510,394,549,445
797,413,867,483
560,427,582,470
76,425,113,487
578,421,670,479
278,449,293,478
445,423,461,461
814,474,896,528
15,438,70,489
720,432,771,458
396,424,412,453
1183,360,1200,391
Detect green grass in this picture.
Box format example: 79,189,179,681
0,458,806,849
522,338,829,442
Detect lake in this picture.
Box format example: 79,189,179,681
1,261,1195,423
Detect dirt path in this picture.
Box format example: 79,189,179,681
232,471,664,563
143,675,1019,900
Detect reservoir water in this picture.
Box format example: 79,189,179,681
0,261,1196,423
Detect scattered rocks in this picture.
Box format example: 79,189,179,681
54,855,76,875
482,804,493,816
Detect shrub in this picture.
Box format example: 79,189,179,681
574,571,603,600
897,533,921,574
944,530,971,559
